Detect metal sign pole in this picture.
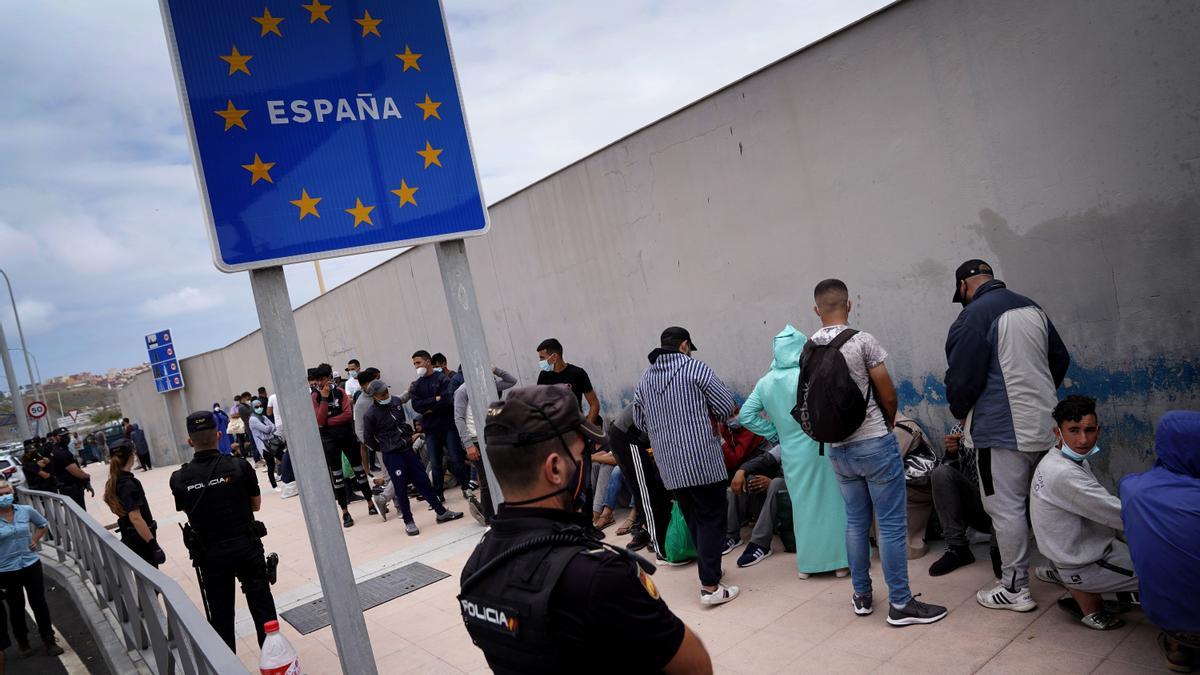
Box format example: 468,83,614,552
161,393,180,464
0,319,31,439
435,240,504,505
249,266,377,675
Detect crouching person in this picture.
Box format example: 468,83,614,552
1030,396,1137,631
725,443,787,568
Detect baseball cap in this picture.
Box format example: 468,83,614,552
363,379,389,397
484,385,606,449
952,259,995,303
660,326,698,351
50,427,69,437
186,411,218,433
109,439,134,457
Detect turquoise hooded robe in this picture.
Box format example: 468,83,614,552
740,325,848,574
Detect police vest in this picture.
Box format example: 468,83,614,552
170,454,255,544
458,516,598,674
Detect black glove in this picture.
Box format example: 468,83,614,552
148,539,167,566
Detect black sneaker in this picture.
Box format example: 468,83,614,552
852,592,873,616
887,595,948,626
367,503,378,516
342,512,355,528
929,546,975,577
722,536,741,556
736,543,772,568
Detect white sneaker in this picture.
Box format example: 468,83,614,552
976,583,1037,612
1034,565,1063,586
700,584,739,607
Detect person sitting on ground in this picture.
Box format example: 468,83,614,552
1030,395,1135,631
724,441,789,568
1121,411,1200,672
927,423,1000,578
590,450,621,530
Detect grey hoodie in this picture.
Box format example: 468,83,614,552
1030,449,1123,568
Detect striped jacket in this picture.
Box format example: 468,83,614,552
633,349,736,490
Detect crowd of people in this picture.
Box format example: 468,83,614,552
1,258,1196,672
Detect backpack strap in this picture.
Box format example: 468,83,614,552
827,328,859,351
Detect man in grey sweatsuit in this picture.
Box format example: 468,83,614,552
944,260,1070,612
454,367,517,523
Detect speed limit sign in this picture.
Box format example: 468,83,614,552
26,401,48,420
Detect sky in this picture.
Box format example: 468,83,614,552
0,0,889,386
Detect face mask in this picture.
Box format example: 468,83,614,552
253,406,264,414
0,495,14,508
415,367,428,378
538,359,552,372
377,396,392,406
347,370,357,378
213,406,222,413
1061,443,1101,462
434,367,444,373
504,438,591,513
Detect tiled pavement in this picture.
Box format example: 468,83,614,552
77,462,1170,674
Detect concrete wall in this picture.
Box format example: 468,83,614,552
122,0,1200,485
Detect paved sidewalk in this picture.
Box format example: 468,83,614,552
77,462,1170,674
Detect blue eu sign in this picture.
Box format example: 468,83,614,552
160,0,490,272
146,330,185,394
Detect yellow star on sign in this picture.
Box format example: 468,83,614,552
345,198,375,227
241,153,275,184
289,188,321,220
220,45,253,76
354,10,382,37
252,8,285,37
301,0,331,24
390,180,418,207
416,94,442,120
417,141,443,168
395,45,422,71
214,100,249,131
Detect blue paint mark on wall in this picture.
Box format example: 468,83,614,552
1060,358,1198,403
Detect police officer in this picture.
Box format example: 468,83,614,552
170,411,278,651
48,428,92,508
103,440,166,567
459,385,713,674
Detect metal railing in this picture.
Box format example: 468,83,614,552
17,487,248,674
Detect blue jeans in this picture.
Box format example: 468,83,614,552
828,433,912,606
602,467,626,510
425,427,469,495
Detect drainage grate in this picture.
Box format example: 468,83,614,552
280,562,450,634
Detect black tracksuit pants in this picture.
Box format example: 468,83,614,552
609,424,672,557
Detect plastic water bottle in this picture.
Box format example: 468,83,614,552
259,620,300,675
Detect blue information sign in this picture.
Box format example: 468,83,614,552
160,0,490,272
146,330,186,394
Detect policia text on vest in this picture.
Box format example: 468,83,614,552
170,411,279,652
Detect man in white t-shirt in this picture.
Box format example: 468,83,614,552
808,278,947,627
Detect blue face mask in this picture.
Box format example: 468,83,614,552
538,359,552,372
434,367,443,373
1060,443,1101,462
0,494,14,508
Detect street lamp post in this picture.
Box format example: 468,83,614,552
0,321,32,439
0,269,41,403
8,349,43,392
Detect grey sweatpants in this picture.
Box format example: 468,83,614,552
726,478,786,548
977,447,1043,590
1057,541,1140,594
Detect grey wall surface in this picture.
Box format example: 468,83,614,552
122,0,1200,486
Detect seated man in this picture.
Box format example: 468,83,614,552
1121,411,1200,673
1030,395,1135,631
724,442,787,568
927,423,1001,577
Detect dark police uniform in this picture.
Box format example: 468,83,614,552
170,411,277,651
459,385,686,674
114,469,159,566
48,431,88,508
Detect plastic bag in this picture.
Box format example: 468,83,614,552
664,502,696,563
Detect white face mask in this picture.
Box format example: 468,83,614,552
377,396,392,406
415,367,428,377
434,367,443,373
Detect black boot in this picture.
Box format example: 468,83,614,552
929,545,975,576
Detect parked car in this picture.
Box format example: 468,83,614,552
0,455,25,488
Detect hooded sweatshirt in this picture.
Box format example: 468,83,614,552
633,348,735,490
1030,448,1123,568
1121,411,1200,632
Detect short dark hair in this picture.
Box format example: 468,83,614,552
814,278,850,311
431,353,447,365
357,367,380,386
347,358,360,368
257,386,267,394
188,427,219,449
240,391,252,399
1053,395,1098,426
537,338,563,356
488,432,579,493
412,350,431,360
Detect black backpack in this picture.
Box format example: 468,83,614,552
790,329,872,453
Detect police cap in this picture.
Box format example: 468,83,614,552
109,439,134,457
484,385,605,449
186,411,218,433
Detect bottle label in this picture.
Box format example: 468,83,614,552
260,659,300,675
